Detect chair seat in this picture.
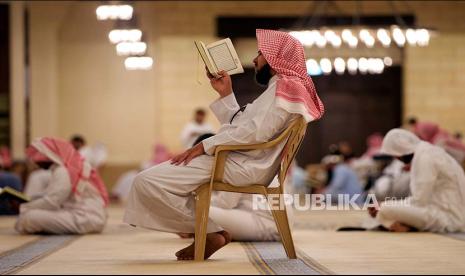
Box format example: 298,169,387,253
212,182,268,194
211,182,282,196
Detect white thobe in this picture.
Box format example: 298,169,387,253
376,143,465,232
112,170,139,202
371,159,410,200
123,75,298,234
180,122,215,148
24,169,52,200
15,165,107,234
79,143,108,168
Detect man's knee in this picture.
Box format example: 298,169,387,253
16,210,43,234
133,165,165,192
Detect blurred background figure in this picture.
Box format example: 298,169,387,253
0,147,23,215
16,137,108,234
319,153,364,205
180,108,215,149
362,133,384,159
370,129,465,233
405,119,465,163
0,146,23,191
111,143,173,203
367,155,411,201
71,135,108,169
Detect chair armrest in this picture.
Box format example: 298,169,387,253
214,141,274,155
211,138,288,183
213,129,292,155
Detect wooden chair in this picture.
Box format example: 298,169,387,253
193,116,308,261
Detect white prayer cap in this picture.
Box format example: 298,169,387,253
380,128,421,157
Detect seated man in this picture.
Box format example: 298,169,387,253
123,29,324,260
15,138,109,234
369,129,465,233
320,155,364,205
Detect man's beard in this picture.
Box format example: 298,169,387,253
255,64,273,86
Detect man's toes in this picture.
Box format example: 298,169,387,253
175,249,184,257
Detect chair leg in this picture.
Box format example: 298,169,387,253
269,195,297,259
194,184,212,261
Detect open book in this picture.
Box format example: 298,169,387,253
0,186,30,203
194,38,244,78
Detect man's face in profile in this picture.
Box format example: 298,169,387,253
253,51,267,72
253,51,273,86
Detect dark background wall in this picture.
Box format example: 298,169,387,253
0,4,10,147
232,67,402,165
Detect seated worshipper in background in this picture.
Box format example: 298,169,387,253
332,141,355,161
70,135,108,169
180,108,215,149
24,167,51,200
368,129,465,233
289,162,310,195
407,120,465,163
361,133,384,159
9,161,30,188
374,156,410,200
350,134,384,189
319,154,364,205
367,156,410,202
111,143,173,203
15,137,109,234
0,146,12,170
0,160,23,215
123,29,324,261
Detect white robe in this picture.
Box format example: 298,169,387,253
111,170,139,202
79,142,108,168
15,165,107,234
123,75,298,234
371,159,410,200
180,121,214,148
24,169,52,200
377,142,465,232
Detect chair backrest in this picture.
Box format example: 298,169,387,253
277,117,308,192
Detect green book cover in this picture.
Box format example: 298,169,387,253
0,186,30,202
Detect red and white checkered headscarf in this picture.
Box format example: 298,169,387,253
256,29,324,122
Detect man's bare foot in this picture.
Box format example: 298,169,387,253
389,221,413,232
177,233,194,239
368,206,379,218
175,230,231,261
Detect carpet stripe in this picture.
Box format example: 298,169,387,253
242,242,275,275
242,242,333,275
297,249,336,275
0,235,79,275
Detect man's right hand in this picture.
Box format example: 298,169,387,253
206,69,232,98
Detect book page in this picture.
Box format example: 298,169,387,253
207,42,238,72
